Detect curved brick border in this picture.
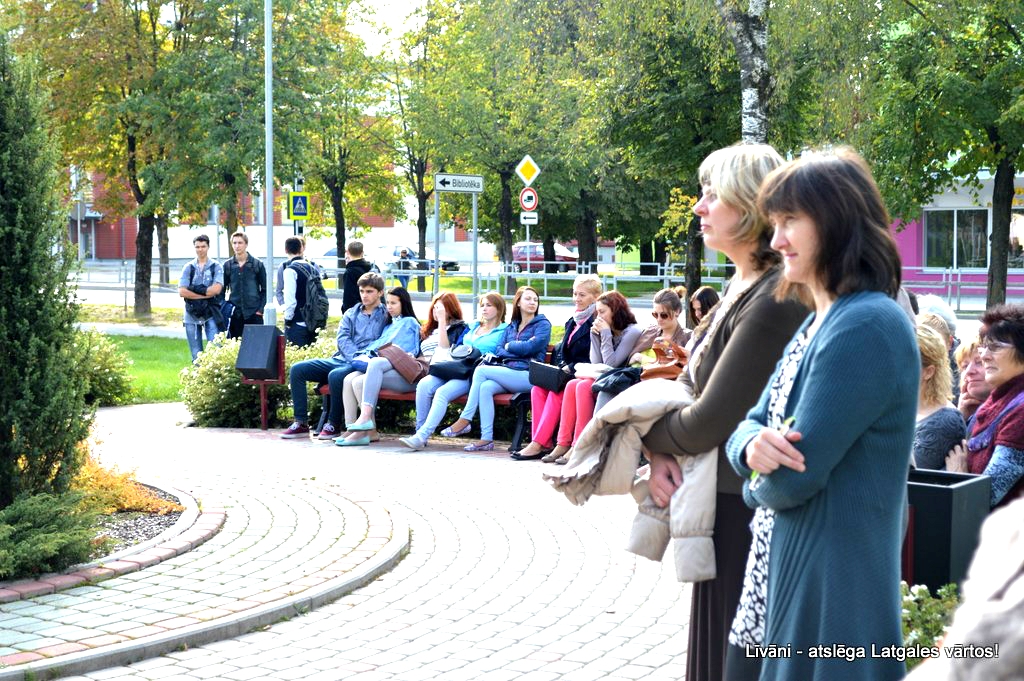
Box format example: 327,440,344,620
0,501,409,681
0,484,223,605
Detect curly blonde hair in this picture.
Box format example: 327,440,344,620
918,325,952,407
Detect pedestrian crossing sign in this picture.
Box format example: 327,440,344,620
288,192,310,220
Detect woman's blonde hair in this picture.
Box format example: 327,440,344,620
573,273,602,297
699,143,784,270
918,324,952,407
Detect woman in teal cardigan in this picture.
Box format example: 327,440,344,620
725,149,918,681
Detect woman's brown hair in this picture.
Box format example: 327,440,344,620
596,291,636,333
511,286,539,326
757,148,901,305
479,291,507,324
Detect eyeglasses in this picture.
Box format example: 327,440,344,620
651,311,673,320
981,339,1014,353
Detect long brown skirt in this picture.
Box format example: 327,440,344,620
686,492,754,681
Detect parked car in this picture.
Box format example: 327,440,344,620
322,245,459,272
511,241,577,272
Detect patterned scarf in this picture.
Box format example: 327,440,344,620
967,372,1024,474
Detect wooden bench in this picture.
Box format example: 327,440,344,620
314,348,554,452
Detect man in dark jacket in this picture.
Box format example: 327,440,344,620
222,230,267,339
342,241,373,312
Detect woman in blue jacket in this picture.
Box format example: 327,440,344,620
725,149,918,681
442,286,551,451
336,287,423,446
399,292,509,450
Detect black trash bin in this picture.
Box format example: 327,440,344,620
904,469,991,593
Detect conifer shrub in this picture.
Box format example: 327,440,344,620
0,39,93,509
0,493,104,579
74,329,135,406
180,329,336,427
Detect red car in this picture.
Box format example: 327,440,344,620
511,242,578,272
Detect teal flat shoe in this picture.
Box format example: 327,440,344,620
345,420,375,432
336,435,370,446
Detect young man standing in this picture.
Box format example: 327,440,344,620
281,272,388,439
341,241,373,312
281,236,321,347
179,234,224,362
222,230,267,339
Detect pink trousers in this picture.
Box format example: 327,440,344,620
530,379,596,448
556,378,595,446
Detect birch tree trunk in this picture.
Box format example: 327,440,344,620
714,0,771,144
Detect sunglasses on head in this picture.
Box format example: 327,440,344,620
651,311,673,320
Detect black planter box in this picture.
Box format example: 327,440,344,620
904,469,991,592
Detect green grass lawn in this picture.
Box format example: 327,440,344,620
112,336,191,403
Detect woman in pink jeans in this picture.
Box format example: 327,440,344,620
513,274,602,460
541,291,641,464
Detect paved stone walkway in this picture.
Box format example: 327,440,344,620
4,404,691,680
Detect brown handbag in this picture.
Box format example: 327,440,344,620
640,341,689,381
376,343,429,384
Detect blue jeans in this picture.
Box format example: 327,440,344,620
185,319,220,362
289,357,355,424
414,375,471,441
459,365,532,440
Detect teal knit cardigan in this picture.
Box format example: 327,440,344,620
727,291,919,681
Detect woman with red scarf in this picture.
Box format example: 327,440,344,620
949,304,1024,509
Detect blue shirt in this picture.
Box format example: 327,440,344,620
366,316,422,355
335,304,388,360
180,258,224,324
459,321,508,355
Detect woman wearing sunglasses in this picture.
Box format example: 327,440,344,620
592,287,693,414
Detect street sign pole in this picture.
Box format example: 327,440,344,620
263,0,275,326
432,189,441,297
472,192,479,318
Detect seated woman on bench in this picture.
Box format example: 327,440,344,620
335,287,423,446
441,286,551,452
399,292,508,450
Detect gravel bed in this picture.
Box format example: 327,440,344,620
94,488,184,555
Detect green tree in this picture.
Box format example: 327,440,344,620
301,9,402,273
863,2,1024,306
0,39,93,508
8,0,177,317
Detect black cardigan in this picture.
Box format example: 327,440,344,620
552,314,595,372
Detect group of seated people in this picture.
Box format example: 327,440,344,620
912,297,1024,509
279,271,709,463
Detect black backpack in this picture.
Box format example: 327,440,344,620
290,260,330,332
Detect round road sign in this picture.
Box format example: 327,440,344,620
519,187,539,212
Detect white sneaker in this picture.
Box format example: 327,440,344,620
399,435,426,450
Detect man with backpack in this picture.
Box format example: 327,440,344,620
222,230,267,339
178,234,224,362
281,236,329,347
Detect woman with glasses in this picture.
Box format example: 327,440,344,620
641,144,807,681
592,286,693,414
946,305,1024,508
